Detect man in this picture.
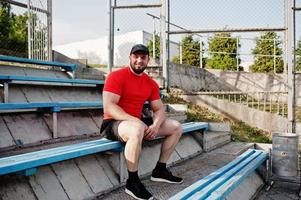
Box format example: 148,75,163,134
101,44,183,200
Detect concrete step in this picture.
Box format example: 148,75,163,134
192,122,232,152
201,131,231,152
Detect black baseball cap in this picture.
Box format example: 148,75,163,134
130,44,149,55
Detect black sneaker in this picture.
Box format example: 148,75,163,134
125,179,153,200
151,168,183,184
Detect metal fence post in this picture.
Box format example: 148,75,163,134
180,42,183,64
274,38,276,73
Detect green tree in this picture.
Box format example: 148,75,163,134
172,35,201,67
147,34,160,59
206,32,239,71
0,3,11,45
9,13,28,52
0,3,28,57
296,38,301,71
250,32,283,73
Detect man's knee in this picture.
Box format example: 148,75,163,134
163,119,182,137
127,121,145,141
173,120,183,137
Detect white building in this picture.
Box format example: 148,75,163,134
54,30,180,66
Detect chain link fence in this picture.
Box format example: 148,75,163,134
1,0,299,69
295,1,301,72
168,0,289,73
0,0,49,60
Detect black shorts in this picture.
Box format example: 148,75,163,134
100,117,153,143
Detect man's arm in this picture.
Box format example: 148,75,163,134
151,99,166,128
103,91,140,122
144,99,166,140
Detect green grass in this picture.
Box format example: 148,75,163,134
231,121,271,143
87,64,107,68
163,94,272,144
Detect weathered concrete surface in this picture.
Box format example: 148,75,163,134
51,159,94,200
181,94,301,142
44,112,99,137
0,175,37,200
0,117,15,148
0,111,103,150
168,64,301,105
174,134,203,159
0,65,67,78
257,181,301,200
202,131,231,152
1,141,297,200
29,166,69,200
75,155,114,194
191,122,231,152
3,114,52,145
7,86,28,103
100,142,261,200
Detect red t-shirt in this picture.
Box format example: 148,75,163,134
103,66,160,119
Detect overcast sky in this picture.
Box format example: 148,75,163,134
51,0,292,46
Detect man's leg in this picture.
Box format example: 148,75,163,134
157,119,183,163
151,118,183,183
118,120,145,171
117,120,153,200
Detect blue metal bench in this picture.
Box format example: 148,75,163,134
169,149,268,200
0,101,103,111
0,101,103,138
0,75,104,103
0,138,123,176
0,122,208,177
0,55,77,72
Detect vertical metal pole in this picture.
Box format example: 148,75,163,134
112,0,116,68
274,38,276,73
33,4,36,59
160,0,167,88
53,112,58,138
179,42,183,64
38,6,41,60
27,0,32,59
166,0,170,90
257,92,260,110
4,83,9,103
283,0,288,74
277,93,280,114
200,41,203,68
236,36,239,71
119,151,125,183
107,0,113,73
153,17,156,60
287,0,295,132
47,0,52,61
270,92,272,112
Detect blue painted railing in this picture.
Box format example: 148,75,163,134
0,138,123,176
0,101,103,111
169,149,268,200
0,75,104,85
0,122,208,176
0,55,77,72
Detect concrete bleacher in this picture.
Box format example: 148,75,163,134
0,56,251,200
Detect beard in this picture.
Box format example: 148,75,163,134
130,64,147,74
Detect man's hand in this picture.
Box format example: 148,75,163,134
144,124,160,140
